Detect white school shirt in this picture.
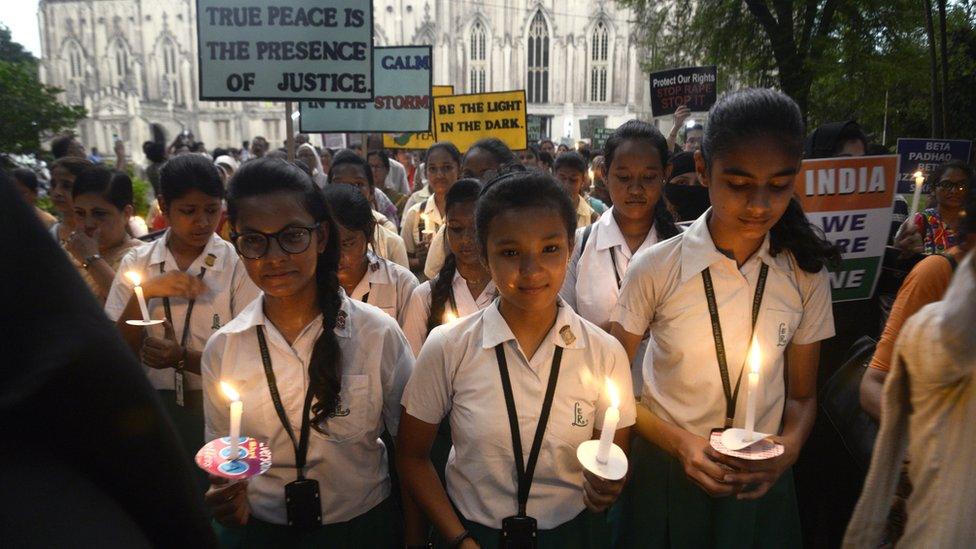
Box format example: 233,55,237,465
348,252,419,324
560,208,660,394
202,292,414,525
575,197,596,229
385,158,411,196
422,225,449,280
402,299,636,530
610,210,835,438
401,269,497,357
105,231,259,391
372,224,410,269
400,196,443,256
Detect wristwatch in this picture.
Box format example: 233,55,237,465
82,254,102,269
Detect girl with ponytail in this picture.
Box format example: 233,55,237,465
560,119,679,394
401,178,494,357
201,158,413,545
610,89,838,547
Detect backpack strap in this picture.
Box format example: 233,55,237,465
579,224,594,255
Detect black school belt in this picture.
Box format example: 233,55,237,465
702,263,768,428
159,263,206,406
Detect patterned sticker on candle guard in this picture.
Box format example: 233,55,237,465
196,436,272,479
709,429,784,461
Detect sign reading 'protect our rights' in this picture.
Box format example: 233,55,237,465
299,46,433,133
196,0,374,101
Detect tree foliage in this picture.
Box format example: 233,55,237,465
617,0,976,145
0,25,86,156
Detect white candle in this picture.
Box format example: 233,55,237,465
221,382,243,461
596,378,620,464
420,213,435,236
910,170,925,217
125,271,152,322
744,336,762,439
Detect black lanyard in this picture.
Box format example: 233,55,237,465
256,325,315,480
608,248,623,289
702,262,769,428
494,343,563,517
449,288,459,317
159,262,206,350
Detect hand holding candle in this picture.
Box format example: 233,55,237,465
577,377,628,480
125,271,152,323
744,336,761,440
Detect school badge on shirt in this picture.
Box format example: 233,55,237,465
335,309,347,331
211,314,222,330
204,253,216,267
572,402,589,427
778,323,789,347
559,325,576,346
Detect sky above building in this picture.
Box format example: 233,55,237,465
2,1,42,57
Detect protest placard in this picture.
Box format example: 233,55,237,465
299,46,432,132
432,90,527,152
796,155,898,302
196,0,374,101
648,66,717,117
526,115,543,143
592,127,615,153
895,138,972,193
382,85,454,149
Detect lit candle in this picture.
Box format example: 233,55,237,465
596,377,620,464
910,170,925,216
125,271,152,323
588,167,595,183
744,336,762,439
221,382,243,461
420,213,435,236
442,310,458,324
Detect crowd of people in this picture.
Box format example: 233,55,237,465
2,86,974,548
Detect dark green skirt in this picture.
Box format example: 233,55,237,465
158,389,208,494
449,510,610,549
214,496,400,548
611,436,801,548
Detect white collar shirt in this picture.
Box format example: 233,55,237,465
610,210,835,437
385,158,411,196
402,299,636,529
575,198,596,229
560,208,660,394
348,253,419,324
401,269,497,357
371,223,410,269
104,230,259,390
202,292,415,525
400,197,443,255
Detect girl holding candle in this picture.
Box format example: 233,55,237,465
609,88,838,547
559,120,680,394
401,142,463,275
398,172,635,548
401,178,495,357
897,160,973,256
201,158,414,546
321,184,418,323
105,154,259,476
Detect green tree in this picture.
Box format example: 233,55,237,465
0,25,86,155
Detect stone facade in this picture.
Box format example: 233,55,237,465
38,0,652,162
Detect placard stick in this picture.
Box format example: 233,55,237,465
285,101,295,161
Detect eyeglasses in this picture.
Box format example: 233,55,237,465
936,180,969,193
230,224,321,259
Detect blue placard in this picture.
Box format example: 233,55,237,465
299,45,433,133
896,138,973,193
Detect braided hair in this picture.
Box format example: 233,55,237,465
426,178,483,335
227,158,345,425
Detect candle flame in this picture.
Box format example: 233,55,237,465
588,168,594,182
125,271,142,286
443,310,458,324
748,336,762,375
914,170,924,180
606,377,620,409
220,381,240,402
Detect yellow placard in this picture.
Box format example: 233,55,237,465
383,85,454,149
432,90,527,153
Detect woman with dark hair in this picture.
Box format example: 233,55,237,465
65,167,143,302
895,160,974,256
398,171,635,548
610,89,839,547
401,142,462,275
329,149,410,268
48,156,94,244
202,158,413,545
516,144,541,170
561,119,680,396
105,154,259,476
321,184,418,323
401,179,492,356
